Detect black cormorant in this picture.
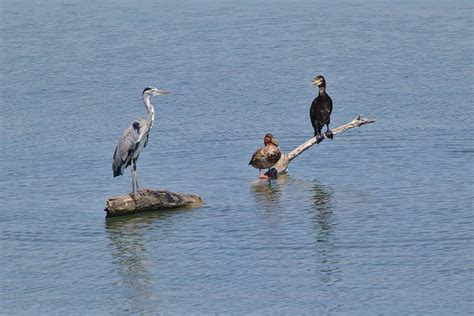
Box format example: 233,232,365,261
249,133,281,179
310,75,333,141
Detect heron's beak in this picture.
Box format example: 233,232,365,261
156,89,170,95
157,89,171,95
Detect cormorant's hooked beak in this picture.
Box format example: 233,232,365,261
311,79,323,87
271,139,279,146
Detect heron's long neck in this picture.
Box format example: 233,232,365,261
143,95,155,128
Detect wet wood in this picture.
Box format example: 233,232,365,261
105,188,203,218
272,115,375,176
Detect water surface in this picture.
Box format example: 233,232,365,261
1,0,473,314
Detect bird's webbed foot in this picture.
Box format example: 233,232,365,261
314,131,324,143
316,134,324,144
264,168,278,180
258,170,269,180
325,129,333,140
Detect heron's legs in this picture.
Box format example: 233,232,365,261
133,159,139,191
131,159,138,193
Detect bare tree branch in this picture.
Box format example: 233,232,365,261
272,115,375,175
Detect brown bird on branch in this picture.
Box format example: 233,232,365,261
249,133,282,179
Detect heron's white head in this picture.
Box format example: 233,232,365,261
143,86,170,97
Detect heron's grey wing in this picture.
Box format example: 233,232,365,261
135,118,151,150
143,133,149,149
132,118,149,147
112,120,142,177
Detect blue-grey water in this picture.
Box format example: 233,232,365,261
1,0,473,314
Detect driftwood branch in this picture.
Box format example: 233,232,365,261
105,188,203,218
272,115,375,175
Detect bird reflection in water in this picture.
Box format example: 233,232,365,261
309,182,341,288
250,175,287,213
311,182,335,242
105,213,171,314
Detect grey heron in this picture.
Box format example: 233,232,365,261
112,86,169,193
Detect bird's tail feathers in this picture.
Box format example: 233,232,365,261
112,162,124,177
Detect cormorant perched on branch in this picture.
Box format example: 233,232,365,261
249,133,281,179
310,75,333,141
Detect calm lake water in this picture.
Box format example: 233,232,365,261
1,0,473,314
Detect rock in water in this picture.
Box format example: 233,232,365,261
105,188,203,217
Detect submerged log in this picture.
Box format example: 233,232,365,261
270,115,375,177
105,188,203,218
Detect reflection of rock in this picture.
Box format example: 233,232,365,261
105,213,174,314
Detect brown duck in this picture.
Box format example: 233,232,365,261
249,133,282,179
